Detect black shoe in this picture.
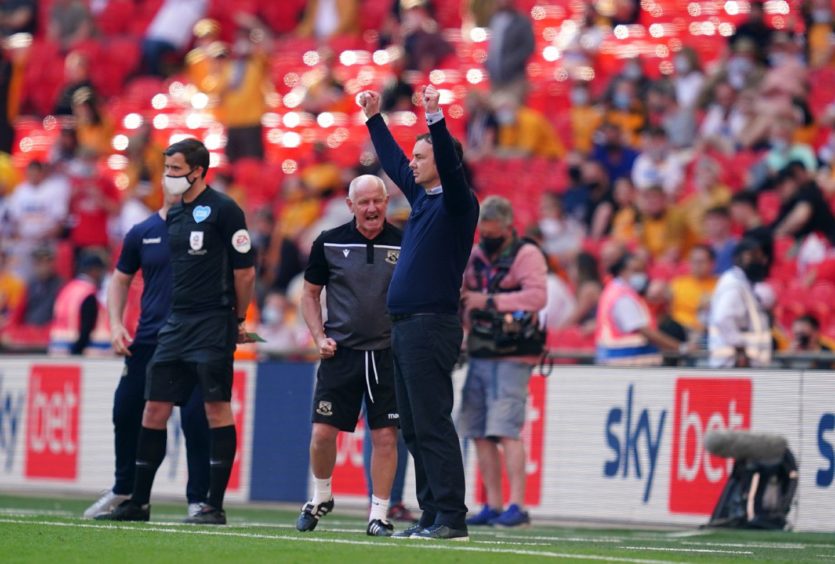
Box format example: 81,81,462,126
94,499,150,522
412,524,469,541
392,523,424,538
366,519,394,537
295,499,334,532
183,503,226,525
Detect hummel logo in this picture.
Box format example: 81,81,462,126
142,237,161,244
343,249,350,258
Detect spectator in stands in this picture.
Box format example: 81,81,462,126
788,314,834,369
48,250,109,355
608,177,638,242
47,0,95,53
400,1,455,72
49,126,80,173
301,48,352,116
670,244,718,334
184,18,222,88
603,77,646,145
773,164,835,246
256,290,311,356
123,123,165,212
560,152,589,223
708,238,772,367
380,63,415,113
634,185,692,263
276,176,321,239
562,251,602,334
20,246,64,327
54,51,95,116
590,121,638,184
484,0,534,95
0,247,23,328
631,126,685,198
704,206,738,274
568,81,603,153
140,0,207,77
729,0,773,62
295,0,359,41
4,160,70,277
464,90,498,162
595,249,688,365
671,47,705,110
66,149,119,255
764,116,818,175
698,80,746,154
262,222,305,295
646,81,696,150
806,0,835,68
579,159,615,238
492,92,563,159
300,142,345,196
680,156,732,238
72,88,114,156
0,0,36,38
730,191,774,267
645,279,689,364
537,191,585,266
205,26,272,163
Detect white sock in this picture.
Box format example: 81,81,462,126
369,495,390,523
311,477,332,505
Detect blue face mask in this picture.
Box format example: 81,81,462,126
613,92,631,110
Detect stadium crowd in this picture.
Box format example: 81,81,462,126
1,0,835,365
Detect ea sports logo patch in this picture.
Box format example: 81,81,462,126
232,229,251,253
316,401,333,416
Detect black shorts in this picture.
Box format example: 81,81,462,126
146,310,236,404
312,347,399,432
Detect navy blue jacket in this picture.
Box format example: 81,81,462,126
366,113,479,315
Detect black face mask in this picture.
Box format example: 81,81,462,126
797,333,812,348
568,165,582,183
480,235,506,255
743,261,768,283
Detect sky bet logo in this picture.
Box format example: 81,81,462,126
669,378,751,514
25,366,81,480
818,413,834,487
603,384,667,503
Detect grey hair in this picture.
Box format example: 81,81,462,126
479,195,514,226
348,174,387,200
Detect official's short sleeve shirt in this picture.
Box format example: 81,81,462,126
305,220,402,349
167,187,255,313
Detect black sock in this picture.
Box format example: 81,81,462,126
132,427,167,506
207,425,236,510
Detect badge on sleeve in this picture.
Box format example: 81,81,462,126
190,231,204,250
193,205,211,223
232,229,252,253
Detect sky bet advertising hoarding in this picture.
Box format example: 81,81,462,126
1,358,834,532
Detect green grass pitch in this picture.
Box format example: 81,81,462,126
2,493,835,563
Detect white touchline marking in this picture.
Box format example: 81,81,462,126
622,546,753,555
664,530,708,538
0,519,679,564
681,540,806,550
0,508,74,517
492,534,623,544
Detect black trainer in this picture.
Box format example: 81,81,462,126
94,499,150,522
392,522,424,538
412,524,469,541
183,504,227,525
295,499,334,532
366,519,394,537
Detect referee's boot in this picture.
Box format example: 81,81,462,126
296,499,334,532
94,499,150,522
183,503,227,525
366,519,394,537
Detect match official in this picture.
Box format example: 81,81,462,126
360,85,479,540
98,138,256,524
297,175,402,537
83,189,211,519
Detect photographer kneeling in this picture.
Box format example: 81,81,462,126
459,196,547,527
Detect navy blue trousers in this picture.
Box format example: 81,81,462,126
391,314,468,529
112,344,210,503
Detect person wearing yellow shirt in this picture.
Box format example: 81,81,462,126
0,248,25,329
569,82,603,153
493,93,564,159
636,186,694,263
670,245,718,332
680,156,732,238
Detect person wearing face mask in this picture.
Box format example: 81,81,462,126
296,174,403,537
595,250,689,366
82,184,211,522
97,138,256,525
788,314,834,369
708,238,772,368
492,92,564,159
568,82,603,153
459,196,547,528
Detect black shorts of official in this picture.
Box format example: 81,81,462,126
146,310,237,404
312,347,399,432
